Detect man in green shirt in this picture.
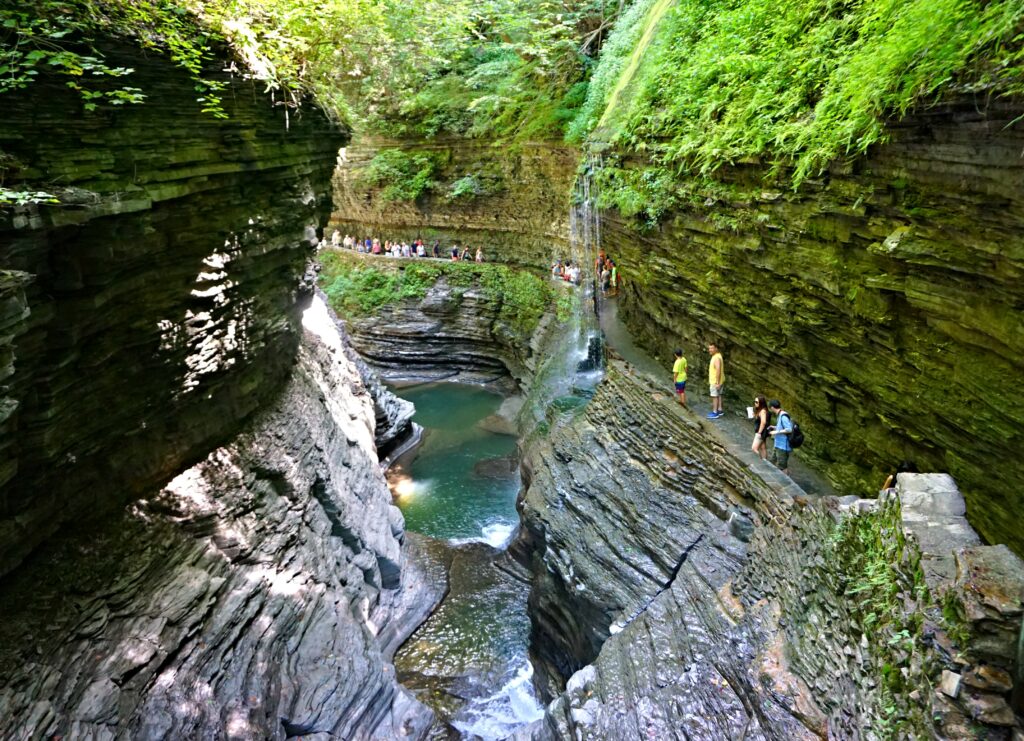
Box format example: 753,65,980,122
672,348,688,407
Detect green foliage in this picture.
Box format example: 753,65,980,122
0,186,58,206
445,169,505,201
359,149,444,202
578,0,1024,185
0,0,228,116
828,501,933,736
318,253,555,336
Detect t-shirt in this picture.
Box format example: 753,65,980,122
774,413,793,452
672,357,687,383
708,352,724,386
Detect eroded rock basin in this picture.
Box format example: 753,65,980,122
387,382,544,739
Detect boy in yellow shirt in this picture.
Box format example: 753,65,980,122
672,349,688,407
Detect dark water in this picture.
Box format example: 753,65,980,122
388,383,543,739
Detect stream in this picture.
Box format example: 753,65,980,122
387,382,545,739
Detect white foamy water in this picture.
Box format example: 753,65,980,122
449,522,516,549
451,662,545,740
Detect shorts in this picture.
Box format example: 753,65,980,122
772,447,790,470
674,381,687,393
709,384,723,397
752,433,763,447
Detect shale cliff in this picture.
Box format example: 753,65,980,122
331,140,576,267
0,40,344,575
517,360,1024,739
334,99,1024,554
0,300,440,739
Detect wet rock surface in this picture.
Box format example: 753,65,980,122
332,140,577,268
0,40,345,576
0,315,441,739
517,360,818,738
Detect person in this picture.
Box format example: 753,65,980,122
331,230,341,248
433,241,441,258
610,262,618,295
751,395,769,460
417,242,426,258
551,261,562,279
767,399,793,474
672,349,688,407
461,246,471,262
451,245,460,260
371,240,381,255
600,263,610,293
475,247,483,263
707,343,725,419
882,461,919,490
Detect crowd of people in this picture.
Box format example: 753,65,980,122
328,230,485,262
671,343,799,475
550,249,620,295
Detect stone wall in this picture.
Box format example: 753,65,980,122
0,299,441,739
330,139,576,268
320,251,558,388
0,41,345,575
606,97,1024,553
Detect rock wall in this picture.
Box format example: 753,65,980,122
330,139,576,267
606,97,1024,553
518,361,1024,738
329,98,1024,555
0,299,441,739
322,252,556,388
0,41,345,575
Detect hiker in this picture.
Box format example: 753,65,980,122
451,245,460,260
331,230,341,248
610,262,618,295
751,395,770,460
767,399,793,474
475,247,483,263
432,241,441,258
672,349,688,407
707,343,725,419
461,246,471,261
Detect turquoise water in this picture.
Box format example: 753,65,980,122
389,383,520,544
389,382,543,739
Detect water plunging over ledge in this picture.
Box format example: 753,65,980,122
387,382,544,739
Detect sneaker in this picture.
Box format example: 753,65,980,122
706,411,719,419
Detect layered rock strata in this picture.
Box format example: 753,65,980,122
329,98,1024,556
519,361,1024,738
517,360,818,737
326,253,555,387
0,41,344,575
605,97,1024,552
0,300,441,739
331,140,577,268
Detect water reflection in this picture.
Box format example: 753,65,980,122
388,382,543,738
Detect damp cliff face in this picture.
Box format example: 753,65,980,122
517,361,1024,739
0,41,344,575
605,96,1024,553
330,98,1024,555
331,139,577,267
0,300,440,739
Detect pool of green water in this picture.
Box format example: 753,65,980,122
388,382,543,739
389,382,520,545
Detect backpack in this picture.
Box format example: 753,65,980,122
782,413,805,448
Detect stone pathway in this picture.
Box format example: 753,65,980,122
598,297,837,498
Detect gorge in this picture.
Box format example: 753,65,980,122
2,1,1024,739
